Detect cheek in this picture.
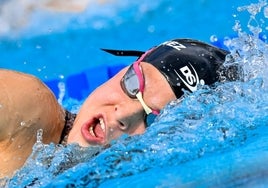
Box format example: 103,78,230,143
106,110,146,142
144,82,176,110
82,66,130,107
82,84,120,108
91,75,125,100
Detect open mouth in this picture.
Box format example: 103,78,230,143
81,116,106,145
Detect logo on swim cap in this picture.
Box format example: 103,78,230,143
162,41,186,51
174,63,201,92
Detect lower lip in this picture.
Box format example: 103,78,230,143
81,119,105,145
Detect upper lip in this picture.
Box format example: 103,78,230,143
81,114,106,145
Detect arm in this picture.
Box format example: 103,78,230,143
0,69,65,178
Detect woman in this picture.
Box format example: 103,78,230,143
0,38,239,178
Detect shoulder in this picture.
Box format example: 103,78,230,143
0,69,65,177
0,69,65,141
0,69,45,88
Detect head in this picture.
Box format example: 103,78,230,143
67,38,237,147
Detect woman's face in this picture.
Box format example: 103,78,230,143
67,62,176,147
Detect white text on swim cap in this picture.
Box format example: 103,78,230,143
174,64,200,92
162,41,186,51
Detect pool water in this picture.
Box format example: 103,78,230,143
0,0,254,80
1,0,268,187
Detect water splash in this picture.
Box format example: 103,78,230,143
223,0,268,88
2,1,268,187
23,78,265,188
6,133,102,187
6,46,268,187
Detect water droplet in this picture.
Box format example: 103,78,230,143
223,37,232,47
58,74,65,79
233,20,242,33
36,129,43,144
210,35,218,42
58,82,66,104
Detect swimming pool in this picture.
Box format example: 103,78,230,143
0,0,256,101
1,0,268,187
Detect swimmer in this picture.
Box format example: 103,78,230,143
0,38,239,178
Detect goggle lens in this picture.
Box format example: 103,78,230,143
121,63,160,116
120,64,140,98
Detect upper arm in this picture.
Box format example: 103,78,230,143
0,69,65,142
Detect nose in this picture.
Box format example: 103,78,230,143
112,94,146,135
117,119,129,131
114,105,147,134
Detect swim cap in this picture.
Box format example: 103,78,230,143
143,39,231,98
102,38,238,99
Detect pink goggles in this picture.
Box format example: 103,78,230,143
120,51,160,115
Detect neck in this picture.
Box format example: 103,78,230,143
59,110,77,145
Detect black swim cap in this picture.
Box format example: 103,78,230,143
143,39,231,98
102,38,238,99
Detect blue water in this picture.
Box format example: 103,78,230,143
1,0,268,187
0,0,254,80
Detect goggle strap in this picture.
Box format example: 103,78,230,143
101,49,145,57
136,92,152,115
133,62,145,93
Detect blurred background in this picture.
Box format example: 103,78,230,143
0,0,260,100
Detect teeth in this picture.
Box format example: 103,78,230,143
89,126,95,137
89,118,105,137
99,118,105,132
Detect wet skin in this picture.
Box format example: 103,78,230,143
0,69,65,178
0,62,175,177
67,62,176,147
